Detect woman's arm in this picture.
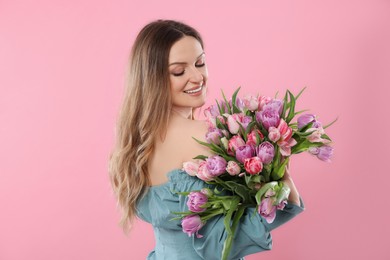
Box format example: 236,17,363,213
281,161,301,206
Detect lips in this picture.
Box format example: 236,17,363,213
184,85,203,94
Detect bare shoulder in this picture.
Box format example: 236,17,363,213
181,119,214,158
148,118,213,186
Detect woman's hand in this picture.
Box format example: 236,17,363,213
281,161,301,206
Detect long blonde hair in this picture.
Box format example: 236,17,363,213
108,20,204,234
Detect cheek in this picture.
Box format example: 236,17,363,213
170,77,187,92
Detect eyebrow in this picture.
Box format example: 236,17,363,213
169,52,205,66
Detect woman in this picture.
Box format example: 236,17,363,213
109,19,304,260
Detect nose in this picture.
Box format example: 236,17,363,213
188,66,204,84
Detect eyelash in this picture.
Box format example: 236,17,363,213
172,63,205,77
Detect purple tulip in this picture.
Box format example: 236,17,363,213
241,115,252,130
264,99,283,115
206,155,227,177
206,128,223,145
309,145,333,162
317,145,333,162
229,97,245,111
204,104,220,118
256,108,280,130
256,141,275,164
187,191,209,213
298,114,322,129
182,215,204,238
235,145,255,164
258,197,277,224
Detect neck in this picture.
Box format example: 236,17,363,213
171,107,193,120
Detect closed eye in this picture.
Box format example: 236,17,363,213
172,71,185,77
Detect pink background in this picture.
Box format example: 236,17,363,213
1,0,389,259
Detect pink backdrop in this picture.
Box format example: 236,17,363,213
1,0,389,259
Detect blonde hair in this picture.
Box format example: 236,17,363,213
108,20,204,234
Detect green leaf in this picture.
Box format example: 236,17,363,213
294,109,310,116
224,181,252,203
323,116,338,129
281,90,289,120
271,157,289,180
255,181,278,204
231,87,241,113
286,90,296,123
321,133,332,141
274,182,291,205
193,155,208,160
215,99,224,114
221,89,232,114
221,205,246,260
295,86,307,100
216,116,229,131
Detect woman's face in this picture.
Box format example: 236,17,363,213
168,36,208,114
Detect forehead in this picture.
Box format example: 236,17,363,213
169,36,204,62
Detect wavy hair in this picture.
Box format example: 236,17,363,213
108,19,204,234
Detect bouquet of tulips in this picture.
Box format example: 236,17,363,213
173,87,335,260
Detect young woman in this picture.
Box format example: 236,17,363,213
109,19,304,260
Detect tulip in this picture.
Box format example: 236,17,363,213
257,95,272,111
182,161,199,176
182,215,204,238
268,127,281,142
221,137,229,150
256,107,280,130
206,155,227,177
306,127,330,144
244,157,263,175
258,197,277,224
196,161,215,181
206,128,223,145
242,94,259,111
256,141,275,164
187,191,209,213
246,129,264,147
226,114,241,134
226,161,241,176
310,145,333,162
236,145,255,163
297,114,322,129
227,135,246,156
276,119,297,156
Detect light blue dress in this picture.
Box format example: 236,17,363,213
136,169,305,260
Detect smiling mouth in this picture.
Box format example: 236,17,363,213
184,85,203,94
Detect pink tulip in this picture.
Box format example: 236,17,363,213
306,127,330,144
268,127,281,142
243,94,259,111
244,157,263,175
257,95,272,111
226,114,241,134
226,161,241,176
227,135,246,156
196,161,215,181
276,119,296,156
246,129,264,147
182,161,199,176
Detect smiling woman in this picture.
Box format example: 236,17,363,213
169,36,208,118
108,19,303,260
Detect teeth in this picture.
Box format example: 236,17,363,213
184,86,203,94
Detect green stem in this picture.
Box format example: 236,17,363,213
221,205,246,260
